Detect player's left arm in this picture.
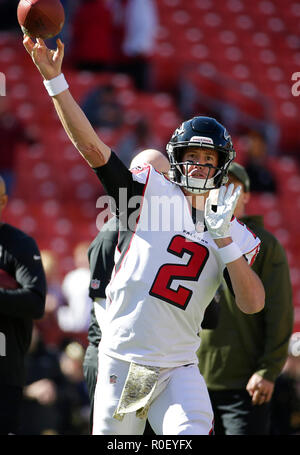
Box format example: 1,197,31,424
218,241,265,314
205,185,265,314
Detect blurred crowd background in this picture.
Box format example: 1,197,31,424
0,0,300,434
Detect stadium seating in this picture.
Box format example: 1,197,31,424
152,0,300,154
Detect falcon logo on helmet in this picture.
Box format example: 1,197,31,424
166,116,236,194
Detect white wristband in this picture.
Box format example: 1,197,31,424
43,73,69,96
217,242,243,264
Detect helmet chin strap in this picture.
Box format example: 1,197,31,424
180,175,215,194
183,186,209,195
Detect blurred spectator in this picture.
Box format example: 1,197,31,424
270,332,300,435
20,326,64,434
41,250,64,312
59,341,90,434
116,118,162,167
20,327,89,434
80,84,124,129
244,131,277,194
36,250,65,348
110,0,158,91
69,0,158,90
0,97,37,195
57,242,91,336
121,0,158,91
69,0,117,72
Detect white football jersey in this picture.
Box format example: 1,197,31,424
99,165,261,367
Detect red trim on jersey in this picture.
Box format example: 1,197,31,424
130,164,150,175
162,173,171,182
248,243,261,266
236,217,257,239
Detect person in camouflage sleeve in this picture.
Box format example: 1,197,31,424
197,162,294,435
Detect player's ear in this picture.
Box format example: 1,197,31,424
0,194,8,211
243,192,250,205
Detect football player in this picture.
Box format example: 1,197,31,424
23,37,265,435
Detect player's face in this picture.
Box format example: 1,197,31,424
181,148,218,180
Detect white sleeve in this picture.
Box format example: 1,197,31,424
58,270,91,331
123,0,158,56
130,164,151,184
230,217,261,266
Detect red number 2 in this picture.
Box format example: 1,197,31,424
149,235,209,310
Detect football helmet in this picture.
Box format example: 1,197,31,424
166,116,236,194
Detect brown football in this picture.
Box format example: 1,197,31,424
0,269,20,290
17,0,65,40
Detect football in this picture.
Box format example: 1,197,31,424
0,269,19,290
17,0,65,40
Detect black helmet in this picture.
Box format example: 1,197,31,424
166,116,236,194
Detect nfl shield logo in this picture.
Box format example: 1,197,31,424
110,375,117,384
91,279,100,290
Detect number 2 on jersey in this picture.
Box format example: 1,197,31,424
149,235,209,310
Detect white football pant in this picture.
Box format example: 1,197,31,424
92,352,214,435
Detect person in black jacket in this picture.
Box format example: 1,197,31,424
0,175,46,434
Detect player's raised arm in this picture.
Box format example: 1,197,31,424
23,36,111,168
